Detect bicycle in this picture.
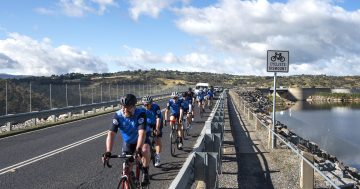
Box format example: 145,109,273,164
149,130,157,166
103,154,150,189
167,119,180,157
198,102,205,118
182,113,192,137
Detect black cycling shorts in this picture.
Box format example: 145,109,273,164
122,138,150,155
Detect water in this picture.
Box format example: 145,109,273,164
276,101,360,170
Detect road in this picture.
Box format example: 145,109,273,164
0,98,212,189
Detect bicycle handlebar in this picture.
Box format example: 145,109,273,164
103,154,134,168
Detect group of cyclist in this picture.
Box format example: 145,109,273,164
102,86,214,186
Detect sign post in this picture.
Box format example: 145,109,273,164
267,50,289,149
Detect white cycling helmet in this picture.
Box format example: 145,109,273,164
141,95,153,104
171,91,179,98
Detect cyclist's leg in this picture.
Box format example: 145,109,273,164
141,138,151,185
187,112,192,127
191,101,195,121
176,115,183,140
200,99,205,112
141,139,151,167
155,122,163,154
154,122,162,167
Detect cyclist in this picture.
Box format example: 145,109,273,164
186,87,196,121
164,92,184,150
181,92,192,136
141,95,163,167
102,94,150,185
196,89,206,113
206,88,214,109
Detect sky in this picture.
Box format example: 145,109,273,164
0,0,360,76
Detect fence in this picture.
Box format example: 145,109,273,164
0,80,188,116
169,91,226,189
229,89,341,189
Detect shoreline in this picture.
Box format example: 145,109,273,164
234,89,360,188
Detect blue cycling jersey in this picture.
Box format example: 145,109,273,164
110,108,147,144
144,103,163,126
185,95,192,104
207,91,214,98
181,98,190,113
167,98,183,115
197,91,206,100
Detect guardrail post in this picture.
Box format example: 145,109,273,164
255,117,261,131
213,115,224,122
5,122,12,131
195,152,218,189
248,109,253,121
205,134,222,174
268,124,273,149
300,151,314,189
51,115,56,122
205,120,212,134
31,118,37,126
211,122,224,140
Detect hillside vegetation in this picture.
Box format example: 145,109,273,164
0,70,359,115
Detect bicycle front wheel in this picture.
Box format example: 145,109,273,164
170,128,177,157
150,139,156,166
117,177,133,189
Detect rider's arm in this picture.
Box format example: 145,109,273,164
155,106,162,131
164,102,170,121
136,112,147,150
136,129,146,150
179,107,183,123
106,114,120,152
105,131,116,152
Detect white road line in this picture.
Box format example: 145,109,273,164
0,131,107,175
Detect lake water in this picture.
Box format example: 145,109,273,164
276,101,360,170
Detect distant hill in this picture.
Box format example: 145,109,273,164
0,73,31,79
0,70,359,115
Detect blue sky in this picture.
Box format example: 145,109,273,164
1,0,360,76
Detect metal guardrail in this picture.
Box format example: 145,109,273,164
169,92,226,189
0,93,170,126
230,90,341,189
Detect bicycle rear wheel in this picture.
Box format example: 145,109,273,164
170,127,177,157
186,123,191,136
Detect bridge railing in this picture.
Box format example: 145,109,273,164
169,91,226,189
0,93,172,133
229,89,341,189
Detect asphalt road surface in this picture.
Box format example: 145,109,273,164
0,98,213,189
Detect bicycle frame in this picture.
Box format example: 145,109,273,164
105,154,144,189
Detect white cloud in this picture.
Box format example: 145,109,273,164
0,33,108,76
173,0,360,75
108,46,254,74
35,0,116,17
34,7,56,16
129,0,189,20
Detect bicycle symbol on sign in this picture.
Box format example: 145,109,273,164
271,52,286,62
